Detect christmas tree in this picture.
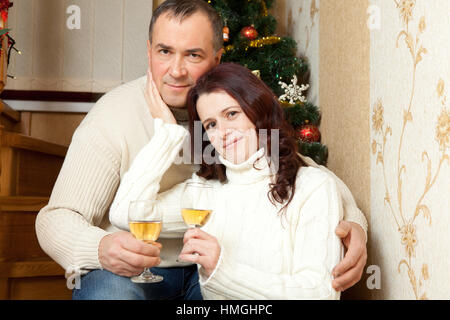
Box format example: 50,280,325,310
206,0,328,165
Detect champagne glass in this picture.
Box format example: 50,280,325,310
177,182,214,261
128,200,163,283
181,182,214,229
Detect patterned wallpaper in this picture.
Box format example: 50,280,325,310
370,0,449,299
288,0,449,299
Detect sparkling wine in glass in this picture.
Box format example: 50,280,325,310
181,208,212,228
181,182,214,228
128,200,163,283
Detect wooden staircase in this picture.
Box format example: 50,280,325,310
0,100,72,299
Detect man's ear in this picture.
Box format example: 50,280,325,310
215,48,224,65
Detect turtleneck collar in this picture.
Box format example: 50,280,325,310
169,107,189,124
218,148,274,185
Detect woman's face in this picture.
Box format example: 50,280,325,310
196,90,258,164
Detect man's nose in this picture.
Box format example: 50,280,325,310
169,56,187,78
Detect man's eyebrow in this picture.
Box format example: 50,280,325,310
156,43,173,50
186,48,206,54
155,43,205,55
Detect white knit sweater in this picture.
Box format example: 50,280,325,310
110,119,345,299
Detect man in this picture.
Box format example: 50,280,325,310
36,0,367,300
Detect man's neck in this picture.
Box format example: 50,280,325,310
169,106,189,123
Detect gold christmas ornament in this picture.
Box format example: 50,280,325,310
224,45,234,52
248,36,281,48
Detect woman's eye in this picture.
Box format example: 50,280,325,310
205,122,216,130
227,111,237,118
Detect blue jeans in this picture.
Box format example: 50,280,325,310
72,265,202,300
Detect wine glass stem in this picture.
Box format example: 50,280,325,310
142,268,153,278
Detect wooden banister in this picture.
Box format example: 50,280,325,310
0,196,49,212
0,100,20,123
0,127,68,157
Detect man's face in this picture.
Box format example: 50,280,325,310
147,12,222,108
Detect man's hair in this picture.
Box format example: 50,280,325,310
149,0,223,52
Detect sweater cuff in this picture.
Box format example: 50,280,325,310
129,118,188,174
199,246,237,292
344,208,368,243
73,227,112,272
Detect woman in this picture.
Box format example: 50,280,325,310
110,63,343,299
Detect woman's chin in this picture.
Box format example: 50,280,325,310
221,151,248,164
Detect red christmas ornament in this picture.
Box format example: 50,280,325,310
0,0,12,23
297,124,321,143
240,25,258,40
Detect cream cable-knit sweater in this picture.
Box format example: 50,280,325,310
35,76,367,279
110,119,345,299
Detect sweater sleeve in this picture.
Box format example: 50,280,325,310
109,119,191,236
297,153,368,241
200,176,343,300
35,125,121,275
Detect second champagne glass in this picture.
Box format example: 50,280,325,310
180,182,214,229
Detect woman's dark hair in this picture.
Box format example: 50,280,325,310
186,62,306,214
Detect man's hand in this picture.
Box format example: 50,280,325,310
144,67,177,124
178,228,221,277
332,221,367,291
98,231,162,277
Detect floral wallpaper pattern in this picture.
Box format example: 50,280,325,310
371,0,449,299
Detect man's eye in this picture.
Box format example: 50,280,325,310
159,49,170,55
189,53,202,60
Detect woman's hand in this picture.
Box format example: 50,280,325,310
178,228,221,277
144,67,177,125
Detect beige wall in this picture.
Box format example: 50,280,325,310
319,0,371,299
6,0,153,92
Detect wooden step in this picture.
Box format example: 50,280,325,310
0,196,51,262
0,196,71,300
0,258,64,278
